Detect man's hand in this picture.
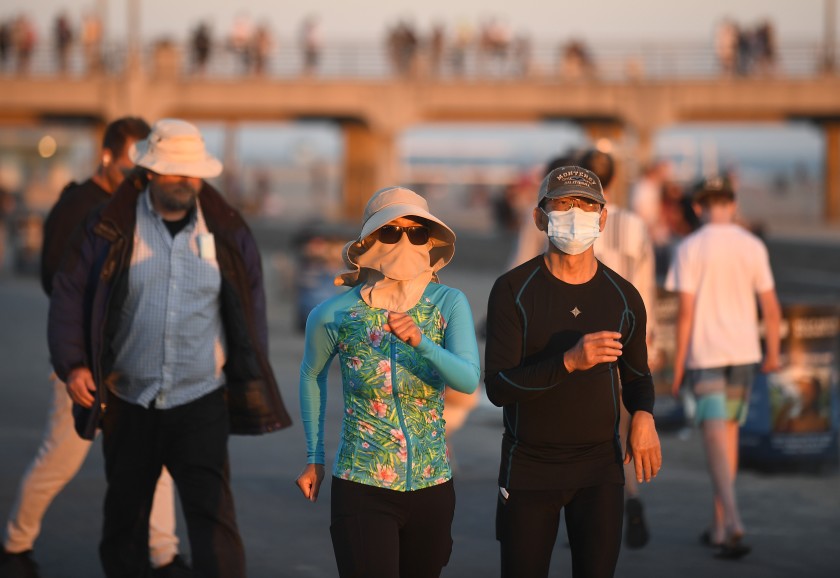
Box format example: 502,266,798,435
384,311,422,347
563,331,622,372
65,367,96,408
624,411,662,483
295,463,325,502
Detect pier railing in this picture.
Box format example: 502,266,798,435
3,38,837,81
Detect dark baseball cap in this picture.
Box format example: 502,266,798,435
692,175,735,202
537,165,606,205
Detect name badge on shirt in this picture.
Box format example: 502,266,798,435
197,233,216,261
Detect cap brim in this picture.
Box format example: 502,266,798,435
543,188,606,205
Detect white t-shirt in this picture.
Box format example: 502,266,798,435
595,206,656,331
665,223,775,369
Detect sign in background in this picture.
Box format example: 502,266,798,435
740,304,840,470
652,289,840,469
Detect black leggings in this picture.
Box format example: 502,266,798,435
496,483,623,578
330,476,455,578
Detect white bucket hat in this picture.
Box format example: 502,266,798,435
335,186,456,287
130,119,222,179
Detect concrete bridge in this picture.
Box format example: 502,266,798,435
2,41,839,220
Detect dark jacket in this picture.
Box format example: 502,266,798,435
48,176,292,440
40,178,109,296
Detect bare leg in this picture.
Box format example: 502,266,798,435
701,419,744,542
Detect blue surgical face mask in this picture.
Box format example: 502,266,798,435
542,207,601,255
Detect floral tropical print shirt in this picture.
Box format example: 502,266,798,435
300,283,480,491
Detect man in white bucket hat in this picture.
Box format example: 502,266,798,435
1,118,191,578
296,186,480,577
48,119,292,577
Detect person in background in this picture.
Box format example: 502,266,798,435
80,10,103,74
666,176,781,560
191,21,212,74
0,117,192,578
48,119,292,577
300,15,322,76
296,186,480,578
53,12,73,74
485,166,661,578
629,159,670,250
578,148,657,549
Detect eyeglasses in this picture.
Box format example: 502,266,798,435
377,225,430,245
544,197,602,213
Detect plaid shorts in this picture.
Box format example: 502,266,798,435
688,364,756,425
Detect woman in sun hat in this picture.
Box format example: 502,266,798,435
295,186,480,577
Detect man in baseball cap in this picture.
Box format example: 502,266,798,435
485,163,661,577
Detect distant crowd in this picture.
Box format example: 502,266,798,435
0,9,794,79
0,11,103,74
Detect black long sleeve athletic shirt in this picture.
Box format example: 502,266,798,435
484,256,655,491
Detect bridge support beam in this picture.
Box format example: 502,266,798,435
340,121,398,219
826,122,840,223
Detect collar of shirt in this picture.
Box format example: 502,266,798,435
141,187,211,237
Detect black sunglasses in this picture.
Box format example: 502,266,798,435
377,225,430,245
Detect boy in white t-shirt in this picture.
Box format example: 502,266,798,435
665,176,781,560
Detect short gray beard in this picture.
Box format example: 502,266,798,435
152,184,198,213
158,194,196,213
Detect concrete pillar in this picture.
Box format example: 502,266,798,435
826,122,840,222
340,120,398,219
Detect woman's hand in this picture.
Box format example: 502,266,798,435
296,463,325,502
384,311,422,347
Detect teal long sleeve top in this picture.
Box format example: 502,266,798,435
300,282,480,491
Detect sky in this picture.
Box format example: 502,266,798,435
3,0,836,44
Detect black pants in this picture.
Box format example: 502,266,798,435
100,388,245,578
330,477,455,578
496,483,623,578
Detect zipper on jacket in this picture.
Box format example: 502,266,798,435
95,232,126,416
389,333,413,491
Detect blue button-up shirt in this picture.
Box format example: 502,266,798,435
109,189,226,409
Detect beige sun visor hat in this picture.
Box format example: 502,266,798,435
335,186,456,287
130,119,222,179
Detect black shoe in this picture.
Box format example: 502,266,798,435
624,497,650,549
714,534,751,560
152,554,192,578
699,529,724,549
0,549,41,578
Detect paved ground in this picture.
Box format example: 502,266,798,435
1,234,839,577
